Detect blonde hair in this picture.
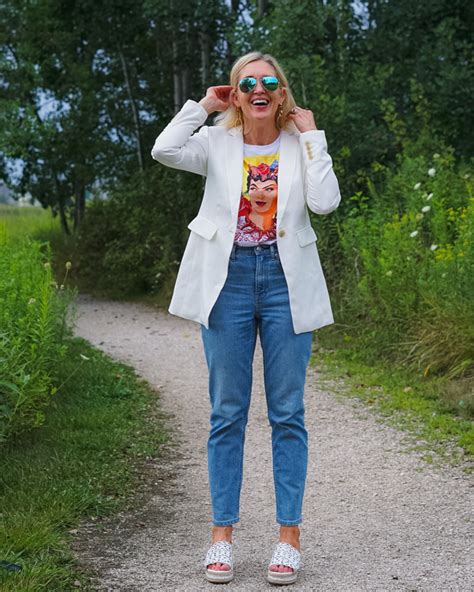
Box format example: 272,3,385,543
214,52,297,132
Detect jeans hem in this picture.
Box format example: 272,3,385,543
212,517,240,526
277,517,302,526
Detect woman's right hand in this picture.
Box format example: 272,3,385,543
199,85,233,114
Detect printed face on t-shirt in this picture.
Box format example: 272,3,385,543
234,141,280,243
248,178,278,214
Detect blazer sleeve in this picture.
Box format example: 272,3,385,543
151,100,209,176
299,130,341,215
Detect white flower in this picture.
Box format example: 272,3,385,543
464,173,471,179
433,153,440,159
430,244,438,251
421,205,431,213
428,168,436,177
441,272,447,278
426,193,433,200
414,182,421,190
385,270,393,277
28,298,36,305
416,213,424,220
410,230,419,237
79,354,90,361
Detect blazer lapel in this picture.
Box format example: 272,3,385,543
277,130,298,227
226,127,244,221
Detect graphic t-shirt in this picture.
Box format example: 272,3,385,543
233,135,280,245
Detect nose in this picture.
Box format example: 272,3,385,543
253,79,266,93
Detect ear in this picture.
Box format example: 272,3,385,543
280,87,287,105
230,88,240,109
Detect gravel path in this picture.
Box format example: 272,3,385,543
72,295,473,592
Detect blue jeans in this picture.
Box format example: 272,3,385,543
201,242,313,526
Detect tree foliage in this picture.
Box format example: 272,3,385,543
1,0,472,231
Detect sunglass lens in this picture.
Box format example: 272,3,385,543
239,77,257,93
262,76,279,91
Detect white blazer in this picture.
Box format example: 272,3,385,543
151,100,341,334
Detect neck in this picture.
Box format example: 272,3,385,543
243,120,280,145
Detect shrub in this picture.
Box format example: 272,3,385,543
74,167,202,298
338,143,473,380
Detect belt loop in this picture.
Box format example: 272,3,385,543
271,243,278,259
230,243,236,260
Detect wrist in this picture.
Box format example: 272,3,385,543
199,97,215,114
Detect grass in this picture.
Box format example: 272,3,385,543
0,337,169,591
0,205,61,241
313,325,474,469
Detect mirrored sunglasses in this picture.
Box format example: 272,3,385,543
238,76,280,93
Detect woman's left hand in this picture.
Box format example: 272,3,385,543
287,106,318,132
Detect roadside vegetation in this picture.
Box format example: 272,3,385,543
0,207,167,590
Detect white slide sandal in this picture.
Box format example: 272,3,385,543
204,540,234,583
267,542,301,585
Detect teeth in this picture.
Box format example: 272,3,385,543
252,100,268,105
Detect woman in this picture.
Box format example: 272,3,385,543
151,51,341,585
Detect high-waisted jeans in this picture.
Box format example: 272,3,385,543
200,242,313,526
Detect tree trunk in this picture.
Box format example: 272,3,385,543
73,182,86,231
118,48,144,173
258,0,268,17
172,38,182,112
58,199,70,235
199,31,210,92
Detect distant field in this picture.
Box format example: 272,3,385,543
0,204,61,240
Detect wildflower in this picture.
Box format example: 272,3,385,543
414,182,421,190
464,173,471,179
385,270,393,277
44,262,51,269
66,261,72,270
430,244,438,251
428,168,436,177
79,354,90,361
28,298,36,305
441,272,447,278
410,230,419,237
416,213,424,221
426,193,433,200
433,153,440,159
421,205,431,213
60,284,65,290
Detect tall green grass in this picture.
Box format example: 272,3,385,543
0,228,74,444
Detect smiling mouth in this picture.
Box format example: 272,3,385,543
251,99,269,107
255,201,266,207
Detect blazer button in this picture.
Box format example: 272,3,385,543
278,229,286,238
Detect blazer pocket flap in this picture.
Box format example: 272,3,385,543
297,224,318,247
187,215,218,240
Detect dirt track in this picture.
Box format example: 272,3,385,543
72,294,473,591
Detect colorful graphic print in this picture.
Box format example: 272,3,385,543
234,152,279,244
